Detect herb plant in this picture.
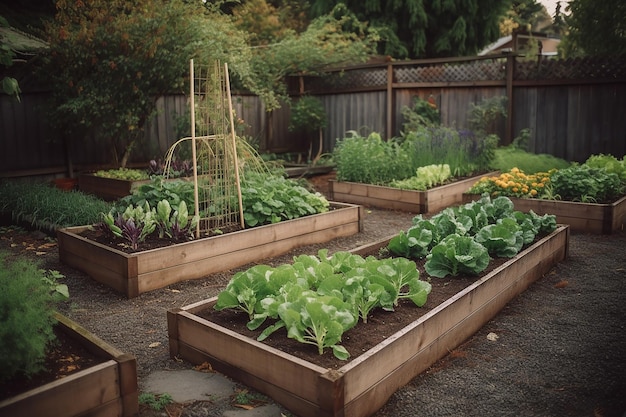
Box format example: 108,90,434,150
333,132,414,184
0,181,113,233
550,164,622,203
0,252,62,383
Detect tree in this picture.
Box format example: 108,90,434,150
499,0,552,35
244,3,377,111
309,0,512,59
231,0,310,46
560,0,626,57
41,0,251,167
0,15,20,101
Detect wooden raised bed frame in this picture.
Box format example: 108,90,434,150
167,225,569,417
57,203,363,298
78,173,151,201
329,171,497,213
463,194,626,234
0,313,138,417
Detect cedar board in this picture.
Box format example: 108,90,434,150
57,203,363,298
167,225,569,417
463,194,626,234
0,313,138,417
78,173,151,201
329,172,498,213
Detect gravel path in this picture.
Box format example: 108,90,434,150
2,176,625,416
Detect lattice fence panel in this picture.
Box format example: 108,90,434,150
516,56,626,80
396,59,506,83
304,67,387,91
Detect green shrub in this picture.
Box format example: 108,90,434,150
0,181,113,232
333,132,414,184
0,252,60,383
400,127,497,177
401,96,441,130
584,154,626,184
550,164,622,203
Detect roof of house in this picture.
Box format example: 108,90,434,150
479,31,560,56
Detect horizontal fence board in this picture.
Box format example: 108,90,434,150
2,55,625,179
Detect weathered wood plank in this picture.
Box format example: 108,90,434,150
58,203,362,297
167,226,569,417
463,194,626,234
329,172,497,213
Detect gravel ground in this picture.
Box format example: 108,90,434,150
2,175,625,417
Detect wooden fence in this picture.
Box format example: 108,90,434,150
1,54,625,179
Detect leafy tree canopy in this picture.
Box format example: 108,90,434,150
309,0,512,58
243,3,377,111
499,0,552,35
560,0,626,57
41,0,252,167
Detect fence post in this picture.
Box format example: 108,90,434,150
386,62,393,140
505,54,515,145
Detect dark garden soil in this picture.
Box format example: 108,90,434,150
0,326,102,401
201,258,510,370
1,171,626,416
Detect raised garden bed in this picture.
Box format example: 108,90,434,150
0,313,138,417
463,194,626,234
78,173,152,201
57,203,363,298
167,224,569,417
283,164,335,178
329,171,497,213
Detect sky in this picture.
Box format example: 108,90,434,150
538,0,569,18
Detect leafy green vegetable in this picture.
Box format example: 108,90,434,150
241,172,329,227
474,218,524,258
387,219,434,259
389,164,452,190
365,257,432,309
425,234,490,278
280,292,356,359
214,264,296,320
215,250,432,359
550,164,622,203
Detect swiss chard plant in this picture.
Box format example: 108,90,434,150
100,202,157,250
154,200,199,241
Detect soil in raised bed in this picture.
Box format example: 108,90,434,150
199,256,510,370
0,326,103,401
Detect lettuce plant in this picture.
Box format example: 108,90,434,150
214,250,433,359
100,202,156,250
388,195,557,278
474,218,524,258
278,292,356,359
424,234,490,278
389,164,452,190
